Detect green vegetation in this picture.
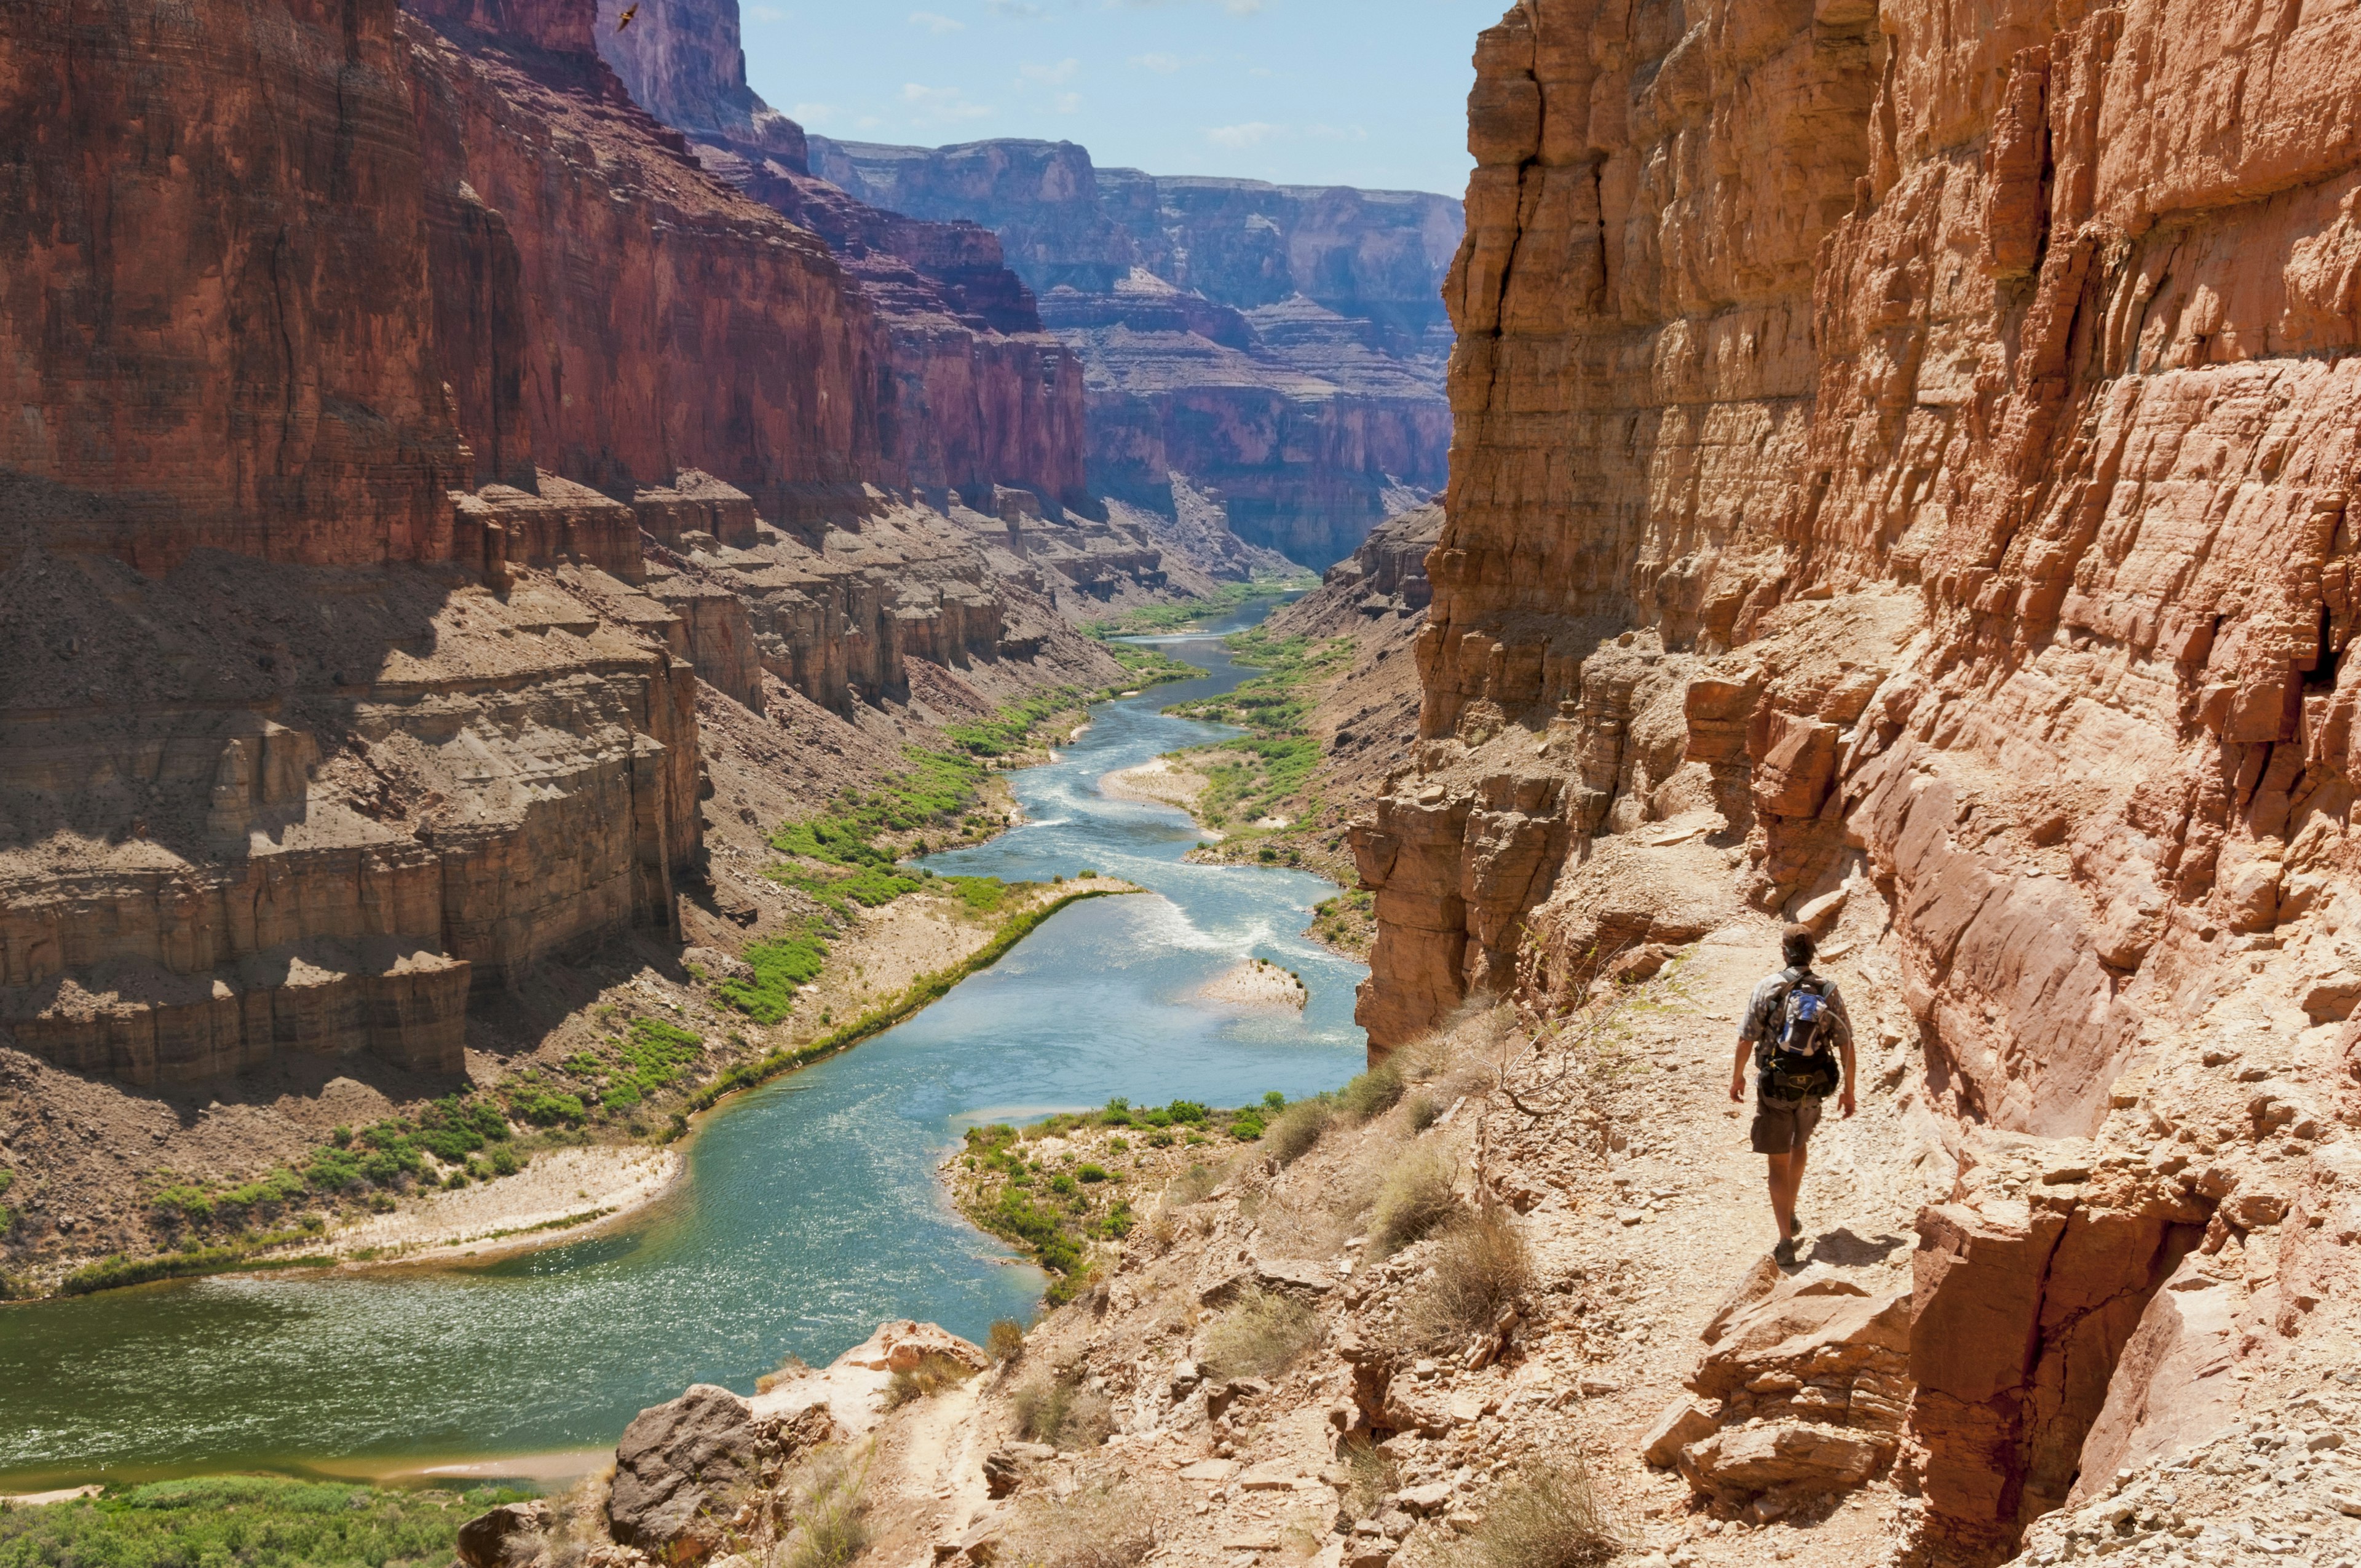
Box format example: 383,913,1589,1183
1161,628,1355,828
1099,639,1205,690
1084,579,1314,638
886,1350,979,1409
0,1476,536,1568
957,1095,1286,1298
721,691,1094,1028
590,1018,706,1111
0,1166,14,1237
1009,1372,1115,1451
60,1248,335,1297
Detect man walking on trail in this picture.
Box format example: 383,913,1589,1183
1730,924,1857,1264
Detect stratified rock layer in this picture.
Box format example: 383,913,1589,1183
810,137,1462,567
1355,0,2361,1559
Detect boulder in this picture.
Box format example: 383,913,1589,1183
1676,1420,1887,1496
1690,1270,1910,1408
1640,1398,1718,1468
834,1320,990,1374
608,1385,762,1564
458,1500,555,1568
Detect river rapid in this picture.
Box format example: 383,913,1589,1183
0,604,1368,1491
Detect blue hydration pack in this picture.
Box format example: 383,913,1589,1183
1760,973,1840,1101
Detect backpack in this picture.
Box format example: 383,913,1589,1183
1759,972,1841,1101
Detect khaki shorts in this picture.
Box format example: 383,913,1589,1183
1750,1093,1823,1155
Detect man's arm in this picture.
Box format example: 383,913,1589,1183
1830,987,1858,1117
1730,1035,1752,1103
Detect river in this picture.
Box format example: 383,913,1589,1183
0,604,1368,1491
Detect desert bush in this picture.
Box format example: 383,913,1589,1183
1404,1093,1442,1133
1200,1288,1321,1380
1339,1063,1404,1122
987,1319,1028,1365
1337,1437,1400,1522
1463,1460,1618,1568
1002,1484,1157,1568
1265,1098,1334,1166
784,1447,871,1568
1372,1144,1458,1250
755,1353,812,1395
887,1350,978,1408
1170,1162,1225,1205
1404,1205,1535,1345
1144,1208,1180,1254
1010,1374,1116,1451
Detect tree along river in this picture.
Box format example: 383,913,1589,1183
0,604,1368,1491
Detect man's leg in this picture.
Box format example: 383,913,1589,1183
1765,1152,1798,1239
1782,1144,1809,1233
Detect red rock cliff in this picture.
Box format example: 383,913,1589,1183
1359,0,2361,1557
588,0,1090,512
0,0,469,571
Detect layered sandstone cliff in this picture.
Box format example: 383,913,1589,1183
1347,0,2361,1559
0,0,1165,1105
587,0,1089,513
810,137,1461,568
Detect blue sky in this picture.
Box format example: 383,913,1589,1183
742,1,1499,196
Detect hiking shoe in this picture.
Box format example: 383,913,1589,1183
1774,1237,1798,1265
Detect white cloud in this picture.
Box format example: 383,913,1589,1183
1206,121,1284,149
989,0,1047,16
902,82,995,121
790,101,839,124
1129,52,1193,72
908,9,964,30
1020,57,1082,84
1305,123,1369,143
1054,92,1083,113
746,4,785,18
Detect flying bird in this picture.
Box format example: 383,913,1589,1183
616,2,639,30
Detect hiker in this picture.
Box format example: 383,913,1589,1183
1728,923,1856,1264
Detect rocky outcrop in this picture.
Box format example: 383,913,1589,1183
1353,0,2361,1559
809,137,1461,568
0,550,699,1086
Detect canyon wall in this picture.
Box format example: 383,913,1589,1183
810,137,1461,567
0,0,470,572
588,0,1090,514
1356,0,2361,1558
0,0,1160,1093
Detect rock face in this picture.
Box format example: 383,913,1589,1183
587,0,1088,513
1,0,469,572
1355,0,2361,1558
0,0,1178,1091
809,137,1461,568
609,1384,765,1561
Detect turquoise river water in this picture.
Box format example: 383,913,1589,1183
0,606,1367,1490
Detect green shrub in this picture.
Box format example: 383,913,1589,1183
1201,1288,1321,1380
1340,1063,1405,1122
0,1476,532,1568
987,1319,1028,1364
1406,1093,1442,1133
784,1447,871,1568
1405,1206,1535,1345
720,922,831,1024
507,1088,586,1127
1265,1098,1335,1166
1373,1144,1458,1250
